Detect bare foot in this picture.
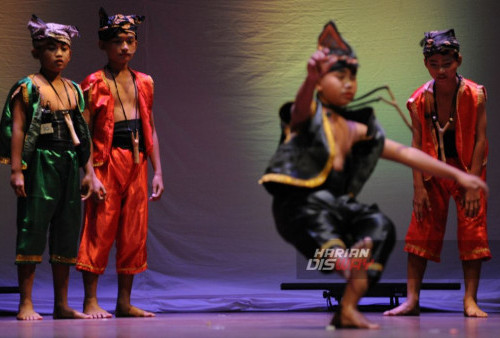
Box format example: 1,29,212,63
383,301,420,316
329,305,380,329
54,304,91,319
17,301,43,321
327,237,379,329
115,304,155,317
83,298,112,319
464,298,488,318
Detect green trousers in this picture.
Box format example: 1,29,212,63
16,148,81,265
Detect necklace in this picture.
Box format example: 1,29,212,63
39,71,80,146
431,75,461,161
40,70,72,110
106,65,140,164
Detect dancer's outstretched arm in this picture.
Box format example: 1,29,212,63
382,139,488,195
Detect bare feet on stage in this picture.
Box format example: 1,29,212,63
462,260,487,318
114,274,155,317
384,253,425,316
17,301,43,321
330,305,380,330
53,304,91,319
383,300,420,316
328,237,379,329
115,304,155,318
464,298,488,318
83,298,112,319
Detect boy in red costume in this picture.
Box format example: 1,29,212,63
384,29,490,317
76,8,164,318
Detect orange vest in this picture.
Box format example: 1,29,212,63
407,78,487,178
81,69,154,166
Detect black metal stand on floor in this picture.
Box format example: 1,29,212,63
0,287,19,294
281,282,461,311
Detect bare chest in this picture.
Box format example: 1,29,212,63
327,114,353,172
106,75,139,122
37,80,77,110
434,95,456,128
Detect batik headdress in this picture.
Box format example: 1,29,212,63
317,21,358,73
98,7,145,41
421,29,460,57
27,14,79,47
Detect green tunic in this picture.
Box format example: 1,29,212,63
0,76,91,264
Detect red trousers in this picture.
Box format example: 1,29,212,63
404,159,490,262
77,147,149,274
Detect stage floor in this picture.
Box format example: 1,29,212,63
0,312,499,337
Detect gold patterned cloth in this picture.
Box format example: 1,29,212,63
98,7,144,41
421,29,460,57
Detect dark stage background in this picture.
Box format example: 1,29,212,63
1,0,499,314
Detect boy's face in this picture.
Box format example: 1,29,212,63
424,52,461,83
317,68,357,107
100,32,138,64
37,40,71,73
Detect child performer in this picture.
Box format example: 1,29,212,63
384,29,490,317
0,15,96,320
76,8,164,318
260,21,488,329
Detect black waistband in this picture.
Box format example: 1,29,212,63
37,140,76,151
37,108,77,150
112,119,145,151
41,109,75,121
443,130,458,159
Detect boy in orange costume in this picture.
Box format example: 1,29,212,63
76,8,164,318
384,29,490,317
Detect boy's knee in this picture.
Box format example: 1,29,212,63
364,214,396,271
367,213,396,246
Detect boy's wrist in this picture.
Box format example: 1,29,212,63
82,170,92,177
412,179,425,189
305,74,318,86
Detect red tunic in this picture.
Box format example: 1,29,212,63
407,78,488,174
80,69,154,166
404,78,490,262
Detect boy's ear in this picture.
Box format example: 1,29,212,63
457,53,462,67
31,48,40,59
98,40,106,50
